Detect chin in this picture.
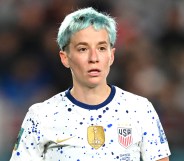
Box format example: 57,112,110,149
87,80,105,88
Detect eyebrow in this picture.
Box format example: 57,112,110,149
74,41,109,48
74,42,88,47
98,41,108,45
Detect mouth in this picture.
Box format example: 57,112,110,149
88,69,101,72
88,69,101,76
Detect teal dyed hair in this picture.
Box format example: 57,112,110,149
57,7,117,51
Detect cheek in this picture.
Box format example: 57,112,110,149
69,59,84,73
109,53,114,65
106,55,114,67
68,56,78,68
101,59,112,72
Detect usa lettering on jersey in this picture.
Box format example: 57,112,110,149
118,127,133,148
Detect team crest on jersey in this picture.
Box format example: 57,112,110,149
118,127,133,148
87,126,105,149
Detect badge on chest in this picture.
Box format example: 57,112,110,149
118,127,133,148
87,126,105,149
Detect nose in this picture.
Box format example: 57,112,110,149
88,49,99,63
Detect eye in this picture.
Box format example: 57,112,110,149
99,46,107,51
78,47,87,52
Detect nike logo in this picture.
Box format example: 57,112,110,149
56,136,75,143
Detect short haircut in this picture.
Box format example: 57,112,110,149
57,7,117,51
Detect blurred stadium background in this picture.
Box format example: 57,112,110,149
0,0,184,160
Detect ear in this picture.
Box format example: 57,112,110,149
59,51,70,68
110,48,115,65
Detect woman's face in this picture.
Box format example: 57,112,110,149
60,26,115,88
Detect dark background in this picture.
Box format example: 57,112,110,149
0,0,184,160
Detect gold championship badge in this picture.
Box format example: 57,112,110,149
87,126,105,149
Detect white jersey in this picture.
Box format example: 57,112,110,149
10,85,170,161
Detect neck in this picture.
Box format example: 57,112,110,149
70,84,111,105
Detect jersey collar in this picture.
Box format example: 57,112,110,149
65,85,116,110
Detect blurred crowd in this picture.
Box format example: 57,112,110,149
0,0,184,160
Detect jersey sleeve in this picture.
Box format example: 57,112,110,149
9,104,45,161
140,99,171,161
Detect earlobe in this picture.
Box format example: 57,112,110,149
59,51,70,68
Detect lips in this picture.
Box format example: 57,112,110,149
88,68,101,76
88,69,101,73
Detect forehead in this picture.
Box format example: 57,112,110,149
70,26,110,45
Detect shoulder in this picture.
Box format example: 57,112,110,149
114,85,149,103
113,85,155,115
